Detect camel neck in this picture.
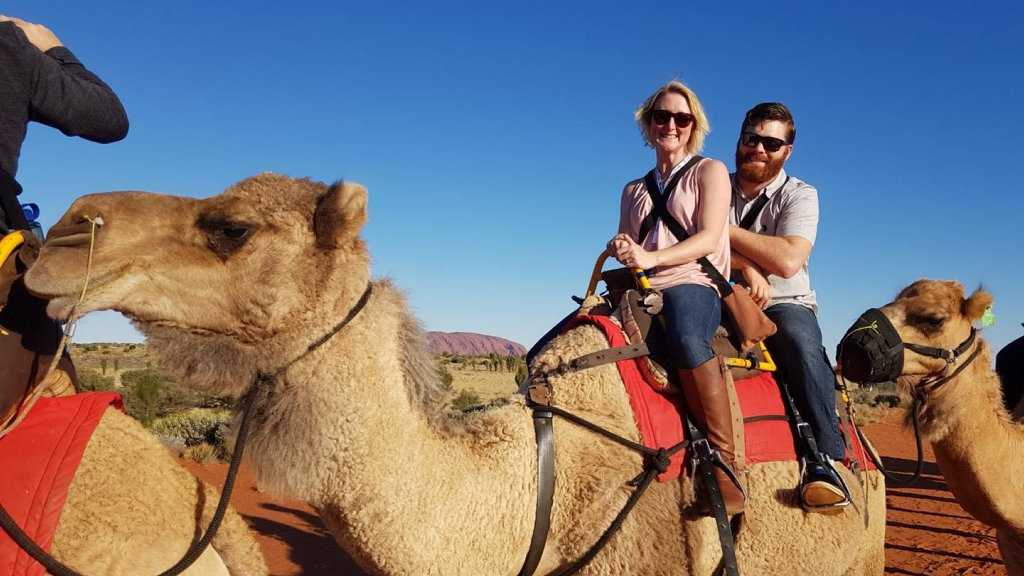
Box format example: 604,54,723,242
243,284,536,574
922,343,1024,529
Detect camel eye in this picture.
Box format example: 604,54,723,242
909,313,945,332
220,226,250,240
198,216,255,258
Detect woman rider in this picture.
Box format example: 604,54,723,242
608,80,743,514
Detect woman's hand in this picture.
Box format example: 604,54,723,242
608,233,659,270
0,15,63,52
741,265,772,309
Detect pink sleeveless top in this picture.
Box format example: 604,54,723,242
617,158,731,293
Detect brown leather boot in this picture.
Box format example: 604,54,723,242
679,357,746,515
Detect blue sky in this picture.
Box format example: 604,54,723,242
7,1,1024,357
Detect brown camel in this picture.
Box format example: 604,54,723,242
25,174,886,575
840,279,1024,573
0,234,267,576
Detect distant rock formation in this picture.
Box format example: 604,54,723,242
426,331,526,357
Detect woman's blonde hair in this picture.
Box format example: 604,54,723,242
634,80,710,154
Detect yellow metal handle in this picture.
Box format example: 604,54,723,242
724,341,777,372
632,268,651,290
0,231,25,269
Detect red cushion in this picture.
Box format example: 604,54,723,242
0,392,121,576
567,315,873,482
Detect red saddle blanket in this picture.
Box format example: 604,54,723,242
570,315,873,481
0,392,121,576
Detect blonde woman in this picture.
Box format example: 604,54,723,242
607,80,743,514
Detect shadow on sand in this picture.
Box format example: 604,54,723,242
243,502,367,575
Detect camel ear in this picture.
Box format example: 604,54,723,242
314,181,367,248
962,287,993,321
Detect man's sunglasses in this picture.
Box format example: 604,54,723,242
651,109,695,127
739,132,789,153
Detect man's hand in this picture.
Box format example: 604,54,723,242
740,265,772,309
608,233,658,270
0,15,63,52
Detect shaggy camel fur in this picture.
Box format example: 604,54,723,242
48,408,267,575
1,243,266,575
861,279,1024,574
25,173,886,575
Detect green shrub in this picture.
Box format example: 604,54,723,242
121,369,166,425
151,408,231,447
183,443,217,463
78,370,114,392
451,390,481,412
515,362,529,386
438,364,454,391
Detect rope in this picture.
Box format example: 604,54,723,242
0,216,101,440
537,403,687,576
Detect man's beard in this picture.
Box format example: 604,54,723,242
735,148,785,184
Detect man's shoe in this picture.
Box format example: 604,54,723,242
800,461,850,514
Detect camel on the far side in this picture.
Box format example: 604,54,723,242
843,279,1024,574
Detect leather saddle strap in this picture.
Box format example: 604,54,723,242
568,343,650,371
685,416,740,576
518,409,555,576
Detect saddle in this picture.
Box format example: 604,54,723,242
599,266,770,386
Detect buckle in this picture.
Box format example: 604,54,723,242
691,438,714,461
526,381,553,406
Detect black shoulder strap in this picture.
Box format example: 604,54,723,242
0,168,29,231
642,162,734,297
737,176,789,231
636,155,703,245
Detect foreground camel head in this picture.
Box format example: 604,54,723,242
839,279,992,392
25,173,370,393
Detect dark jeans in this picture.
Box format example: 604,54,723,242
765,303,846,461
661,283,720,370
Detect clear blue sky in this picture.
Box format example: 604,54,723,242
8,1,1024,357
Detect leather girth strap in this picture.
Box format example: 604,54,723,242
518,409,555,576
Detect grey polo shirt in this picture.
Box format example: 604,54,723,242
729,169,819,312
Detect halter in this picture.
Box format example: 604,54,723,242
910,327,982,396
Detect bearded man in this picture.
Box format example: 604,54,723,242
728,102,849,513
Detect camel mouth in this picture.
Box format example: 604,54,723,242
45,220,100,248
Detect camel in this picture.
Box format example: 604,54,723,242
24,173,886,575
839,279,1024,574
1,233,267,576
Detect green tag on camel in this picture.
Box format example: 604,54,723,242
981,306,996,327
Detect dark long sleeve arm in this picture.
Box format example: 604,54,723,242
26,45,128,143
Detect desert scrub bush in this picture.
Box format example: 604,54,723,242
183,443,217,464
451,390,482,412
438,363,454,391
121,368,167,425
151,408,231,447
78,370,115,392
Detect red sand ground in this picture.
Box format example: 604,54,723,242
184,411,1006,575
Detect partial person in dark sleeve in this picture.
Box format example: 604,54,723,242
997,325,1024,414
0,14,128,232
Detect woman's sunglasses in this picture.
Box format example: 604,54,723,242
740,132,789,153
651,109,695,127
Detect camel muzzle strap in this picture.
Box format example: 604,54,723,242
837,307,978,386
